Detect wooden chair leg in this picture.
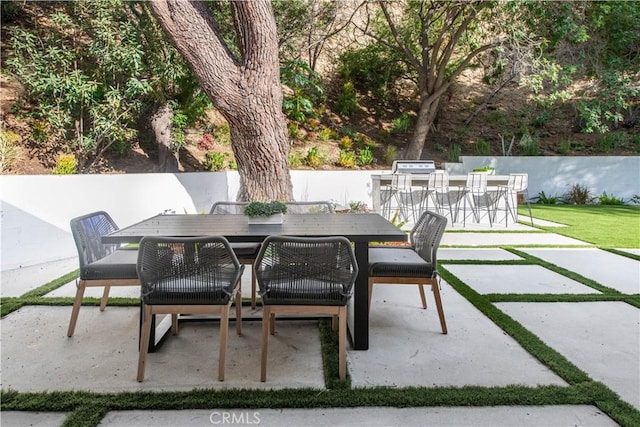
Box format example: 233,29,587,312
269,312,276,335
260,306,271,382
137,305,153,381
234,284,242,336
418,284,427,309
100,285,111,311
67,280,86,337
218,303,230,381
431,280,447,334
250,264,257,310
338,306,347,380
171,314,179,335
368,279,374,310
331,315,338,332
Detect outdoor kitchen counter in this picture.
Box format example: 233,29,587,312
371,173,511,213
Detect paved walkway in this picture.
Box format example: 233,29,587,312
1,226,638,426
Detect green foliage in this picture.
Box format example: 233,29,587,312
474,140,492,156
243,201,287,217
383,145,398,165
596,132,629,153
317,127,333,142
598,192,625,206
338,136,352,150
558,139,577,155
472,166,495,173
202,152,227,171
288,122,302,140
348,200,368,213
335,81,358,117
5,1,203,164
530,110,552,128
337,42,405,103
281,60,325,122
390,112,413,135
304,146,322,168
563,183,593,205
357,146,374,166
53,153,77,175
533,191,561,205
0,131,19,173
448,143,461,162
337,149,356,168
288,151,303,168
518,133,541,156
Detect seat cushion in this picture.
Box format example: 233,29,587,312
368,247,434,278
230,242,261,257
80,249,139,280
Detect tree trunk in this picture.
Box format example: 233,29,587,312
150,0,293,201
149,103,179,173
404,96,441,160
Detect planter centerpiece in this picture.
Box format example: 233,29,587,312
244,201,288,225
472,166,496,175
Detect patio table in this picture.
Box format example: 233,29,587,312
103,213,407,350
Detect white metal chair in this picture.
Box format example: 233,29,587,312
425,170,461,225
461,172,497,226
494,173,533,226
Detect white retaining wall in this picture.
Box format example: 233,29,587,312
1,156,638,272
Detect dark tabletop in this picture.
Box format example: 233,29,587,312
103,213,407,244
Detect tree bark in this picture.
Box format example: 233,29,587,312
150,0,293,201
150,103,179,173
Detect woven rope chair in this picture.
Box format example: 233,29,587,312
255,235,358,381
368,210,448,334
284,201,335,214
209,201,262,310
67,211,139,337
136,235,243,382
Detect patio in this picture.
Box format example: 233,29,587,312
2,222,638,426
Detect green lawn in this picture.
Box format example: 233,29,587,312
524,205,640,248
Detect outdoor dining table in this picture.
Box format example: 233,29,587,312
103,212,408,350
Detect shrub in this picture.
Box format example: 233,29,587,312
0,131,19,173
533,191,560,204
198,133,215,151
596,132,628,153
448,143,461,162
288,122,302,140
338,136,353,150
304,146,322,168
357,146,374,166
244,201,287,217
317,127,333,142
474,140,491,155
53,153,77,175
203,151,226,171
598,192,625,205
336,81,358,117
280,60,324,122
337,150,356,168
564,183,594,205
383,145,397,165
518,133,541,156
390,112,413,135
288,151,303,168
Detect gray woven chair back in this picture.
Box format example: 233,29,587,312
255,235,358,306
137,236,242,305
284,201,334,214
409,210,448,267
70,211,120,270
209,201,249,215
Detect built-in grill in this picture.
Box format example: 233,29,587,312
391,160,437,174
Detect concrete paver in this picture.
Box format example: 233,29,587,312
439,248,523,261
349,283,566,388
498,301,640,410
520,248,640,294
441,232,590,247
444,264,601,294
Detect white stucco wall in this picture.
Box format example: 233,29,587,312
1,157,638,271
